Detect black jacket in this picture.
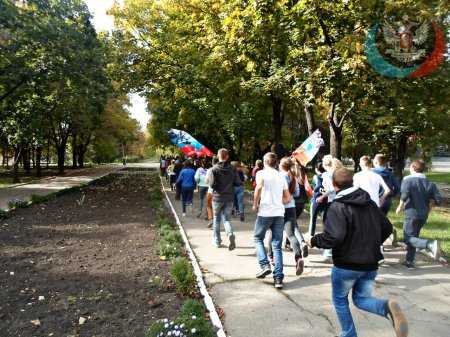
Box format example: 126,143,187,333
311,187,393,271
209,161,241,202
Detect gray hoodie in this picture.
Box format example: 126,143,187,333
208,161,241,202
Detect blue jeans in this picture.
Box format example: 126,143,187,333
332,267,388,337
254,216,285,280
403,216,428,263
308,200,327,236
234,186,245,215
198,186,208,213
181,187,194,213
212,200,234,245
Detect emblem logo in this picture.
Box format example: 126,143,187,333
365,16,445,78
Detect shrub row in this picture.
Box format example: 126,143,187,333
147,177,215,337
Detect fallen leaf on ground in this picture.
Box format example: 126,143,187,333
30,319,41,326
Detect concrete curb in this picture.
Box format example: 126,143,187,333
159,177,227,337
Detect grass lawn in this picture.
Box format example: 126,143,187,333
426,172,450,184
388,199,450,259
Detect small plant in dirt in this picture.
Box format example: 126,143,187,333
148,275,165,290
0,209,9,219
170,257,196,296
146,300,215,337
160,239,183,260
180,299,206,318
31,194,54,204
7,198,29,209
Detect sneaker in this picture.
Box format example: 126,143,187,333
213,243,222,248
302,244,309,258
207,222,213,229
295,258,304,276
228,234,236,251
402,261,415,269
274,278,283,289
428,240,441,260
256,265,272,279
240,213,245,222
386,300,408,337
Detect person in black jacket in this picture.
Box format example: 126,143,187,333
207,148,241,250
306,168,408,337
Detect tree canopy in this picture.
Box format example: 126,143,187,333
110,0,449,175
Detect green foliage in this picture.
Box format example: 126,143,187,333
110,0,450,168
7,198,29,209
159,237,183,260
30,194,54,204
0,209,9,219
146,298,214,337
180,299,206,319
170,257,196,296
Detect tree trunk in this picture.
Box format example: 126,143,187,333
392,135,408,181
57,144,66,175
77,145,86,168
36,147,42,177
329,125,342,159
304,104,316,135
23,147,31,175
31,148,36,169
272,96,284,144
72,133,78,169
13,147,21,183
46,138,50,169
2,147,6,167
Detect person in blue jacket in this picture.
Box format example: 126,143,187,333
176,159,197,216
308,162,327,236
373,154,400,215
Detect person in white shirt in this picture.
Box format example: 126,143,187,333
315,155,343,259
353,156,391,207
253,152,290,289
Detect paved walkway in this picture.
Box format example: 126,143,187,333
0,165,121,210
163,184,450,337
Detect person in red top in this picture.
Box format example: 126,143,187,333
251,160,264,189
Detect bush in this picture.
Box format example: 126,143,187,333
178,315,215,337
170,257,196,296
30,194,54,204
7,198,29,209
159,238,183,259
163,230,183,245
180,299,206,319
0,209,9,219
146,316,215,337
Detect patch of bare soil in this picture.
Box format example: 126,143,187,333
0,171,182,337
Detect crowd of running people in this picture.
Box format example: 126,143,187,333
160,148,442,337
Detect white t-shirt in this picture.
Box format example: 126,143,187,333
256,168,288,217
322,171,336,203
353,170,385,206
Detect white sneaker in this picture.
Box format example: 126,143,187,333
429,240,441,260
